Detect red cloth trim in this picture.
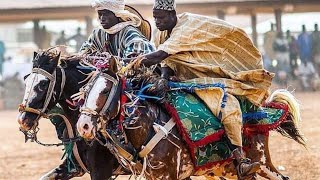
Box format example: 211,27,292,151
243,102,289,136
164,101,289,170
118,78,127,131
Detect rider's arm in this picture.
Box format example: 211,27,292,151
142,50,170,67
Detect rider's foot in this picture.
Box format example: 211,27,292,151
232,148,260,179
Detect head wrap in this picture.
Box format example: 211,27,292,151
153,0,176,11
91,0,141,34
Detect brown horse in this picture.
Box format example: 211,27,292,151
76,66,305,180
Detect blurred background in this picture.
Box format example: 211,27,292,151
0,0,319,180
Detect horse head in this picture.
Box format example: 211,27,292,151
77,57,121,141
18,49,62,132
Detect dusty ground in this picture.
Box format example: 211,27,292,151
0,92,319,180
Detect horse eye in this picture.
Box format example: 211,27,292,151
37,81,48,92
39,81,47,86
101,89,110,95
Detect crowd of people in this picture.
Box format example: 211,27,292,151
264,23,320,91
33,26,87,51
55,27,87,51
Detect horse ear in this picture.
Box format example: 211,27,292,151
33,51,38,59
51,52,61,66
108,56,118,73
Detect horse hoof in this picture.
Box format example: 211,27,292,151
282,175,290,180
39,164,85,180
39,167,61,180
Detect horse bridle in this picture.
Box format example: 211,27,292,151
80,72,120,120
19,67,66,121
18,65,91,174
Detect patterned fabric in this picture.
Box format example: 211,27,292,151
154,13,274,146
194,137,231,167
153,0,176,11
154,13,274,106
80,26,155,58
168,90,223,142
167,90,287,170
244,107,284,125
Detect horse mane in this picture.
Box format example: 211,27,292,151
36,47,83,69
60,55,83,69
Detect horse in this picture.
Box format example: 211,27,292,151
76,59,306,180
17,49,121,180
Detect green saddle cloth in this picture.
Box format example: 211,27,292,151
167,90,287,169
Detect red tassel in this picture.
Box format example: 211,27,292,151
118,78,127,131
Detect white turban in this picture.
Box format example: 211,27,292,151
91,0,142,34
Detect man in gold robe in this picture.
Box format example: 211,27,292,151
138,0,274,178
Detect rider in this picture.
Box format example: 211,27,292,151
80,0,155,58
137,0,274,178
46,0,155,178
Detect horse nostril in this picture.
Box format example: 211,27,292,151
83,124,89,130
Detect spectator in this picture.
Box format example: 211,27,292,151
39,26,52,49
273,31,290,85
0,40,5,76
286,30,299,78
68,27,87,52
264,23,277,61
297,25,312,63
55,30,68,45
55,30,68,53
312,23,320,74
297,61,319,91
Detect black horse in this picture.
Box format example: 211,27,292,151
17,49,120,180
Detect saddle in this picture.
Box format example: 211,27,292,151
165,89,288,172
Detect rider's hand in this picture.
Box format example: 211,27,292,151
146,78,169,102
133,55,145,70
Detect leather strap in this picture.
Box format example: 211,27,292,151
101,129,134,161
138,118,175,158
49,113,90,174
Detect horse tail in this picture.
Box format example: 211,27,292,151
267,89,307,147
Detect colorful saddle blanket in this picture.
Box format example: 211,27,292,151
166,90,288,171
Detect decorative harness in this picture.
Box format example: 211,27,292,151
79,72,177,175
18,66,90,174
80,72,120,120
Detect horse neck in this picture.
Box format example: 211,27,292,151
57,67,88,123
124,101,167,150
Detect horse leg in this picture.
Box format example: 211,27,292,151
260,135,290,180
247,134,288,180
39,159,85,180
87,141,117,180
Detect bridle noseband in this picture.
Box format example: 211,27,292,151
19,67,66,134
80,72,121,121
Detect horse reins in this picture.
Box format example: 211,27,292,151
18,66,90,174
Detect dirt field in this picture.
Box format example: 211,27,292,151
0,92,319,180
